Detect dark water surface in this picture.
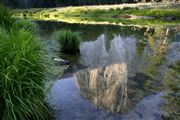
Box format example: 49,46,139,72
36,21,180,120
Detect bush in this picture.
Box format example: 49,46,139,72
13,20,37,33
109,8,115,11
0,4,15,29
56,29,81,54
122,7,139,11
0,27,52,120
0,4,52,120
163,61,180,120
0,26,52,120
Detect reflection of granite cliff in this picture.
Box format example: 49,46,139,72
76,63,128,113
79,34,136,76
76,34,139,113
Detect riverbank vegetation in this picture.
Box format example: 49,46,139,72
163,61,180,119
14,3,180,26
0,1,180,120
142,28,180,120
1,0,178,8
56,29,81,54
0,4,54,120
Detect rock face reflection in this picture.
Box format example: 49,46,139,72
76,63,128,113
75,34,137,113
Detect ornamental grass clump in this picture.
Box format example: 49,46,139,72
56,29,81,54
0,4,15,29
13,19,37,33
0,27,51,120
0,4,52,120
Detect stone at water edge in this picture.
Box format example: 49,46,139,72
53,58,70,66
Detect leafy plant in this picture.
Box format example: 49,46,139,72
0,4,15,29
163,61,180,120
56,29,81,54
0,26,52,120
0,4,54,120
13,19,37,33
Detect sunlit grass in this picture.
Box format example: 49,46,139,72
13,2,180,27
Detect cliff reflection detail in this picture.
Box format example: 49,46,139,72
75,34,136,113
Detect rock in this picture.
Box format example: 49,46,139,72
53,58,70,66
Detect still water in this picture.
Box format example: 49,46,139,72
36,21,180,120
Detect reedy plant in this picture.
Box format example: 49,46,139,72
0,4,53,120
0,26,52,120
13,19,37,33
56,29,81,54
0,4,15,29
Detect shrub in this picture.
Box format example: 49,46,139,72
13,20,37,33
0,4,53,120
56,29,81,54
0,27,52,120
122,7,139,11
0,4,15,29
163,61,180,120
109,8,115,11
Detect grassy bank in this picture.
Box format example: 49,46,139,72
0,4,62,120
14,3,180,27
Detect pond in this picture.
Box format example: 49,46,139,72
37,21,180,120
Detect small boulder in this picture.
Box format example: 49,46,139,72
54,58,70,66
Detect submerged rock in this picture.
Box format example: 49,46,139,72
54,58,70,66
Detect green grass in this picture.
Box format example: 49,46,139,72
0,4,15,29
0,26,51,120
77,8,180,19
13,4,180,27
13,19,37,33
163,61,180,120
128,9,180,19
56,29,81,54
0,4,53,120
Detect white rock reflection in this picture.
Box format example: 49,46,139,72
76,34,137,113
80,34,136,68
76,63,128,113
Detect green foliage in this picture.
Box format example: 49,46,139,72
0,4,15,29
109,8,115,11
122,7,139,10
13,20,37,33
0,26,52,120
129,9,180,19
56,29,81,54
0,4,53,120
1,0,135,8
163,61,180,120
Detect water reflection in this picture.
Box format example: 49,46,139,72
79,34,136,75
36,21,180,116
76,63,128,113
75,27,180,113
76,34,142,113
